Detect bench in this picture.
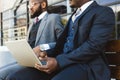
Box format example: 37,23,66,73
105,40,120,80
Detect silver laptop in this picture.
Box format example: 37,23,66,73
5,39,43,67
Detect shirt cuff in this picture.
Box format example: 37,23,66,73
39,44,50,51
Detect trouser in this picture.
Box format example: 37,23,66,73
0,63,24,80
6,64,88,80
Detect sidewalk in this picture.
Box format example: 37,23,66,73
0,46,16,69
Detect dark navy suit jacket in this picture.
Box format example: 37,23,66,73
47,1,115,80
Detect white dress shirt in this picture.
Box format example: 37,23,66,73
72,0,94,22
34,11,47,23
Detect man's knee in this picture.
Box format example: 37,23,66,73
6,74,16,80
52,77,61,80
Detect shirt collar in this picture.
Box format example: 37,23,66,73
34,11,47,22
72,1,93,22
38,11,47,20
77,0,94,13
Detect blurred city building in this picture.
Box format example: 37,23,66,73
0,0,120,46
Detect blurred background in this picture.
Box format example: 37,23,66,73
0,0,119,46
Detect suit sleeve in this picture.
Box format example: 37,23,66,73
48,14,64,49
42,14,64,50
54,14,64,39
56,7,115,68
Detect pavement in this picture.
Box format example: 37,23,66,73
0,52,16,69
0,46,17,69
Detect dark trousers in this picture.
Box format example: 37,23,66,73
6,64,88,80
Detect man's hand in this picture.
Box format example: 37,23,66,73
33,46,41,56
34,57,59,74
33,46,47,58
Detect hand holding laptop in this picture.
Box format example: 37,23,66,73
33,46,47,65
33,46,47,58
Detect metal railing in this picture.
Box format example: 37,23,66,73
0,0,68,46
0,0,119,45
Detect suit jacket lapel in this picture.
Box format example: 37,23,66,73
74,1,98,33
35,13,48,45
78,1,97,20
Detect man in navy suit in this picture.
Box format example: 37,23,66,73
6,0,115,80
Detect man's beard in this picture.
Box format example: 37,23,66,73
70,5,75,8
31,5,43,18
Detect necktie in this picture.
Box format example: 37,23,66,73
75,8,81,18
35,17,39,23
75,10,80,16
72,8,81,22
